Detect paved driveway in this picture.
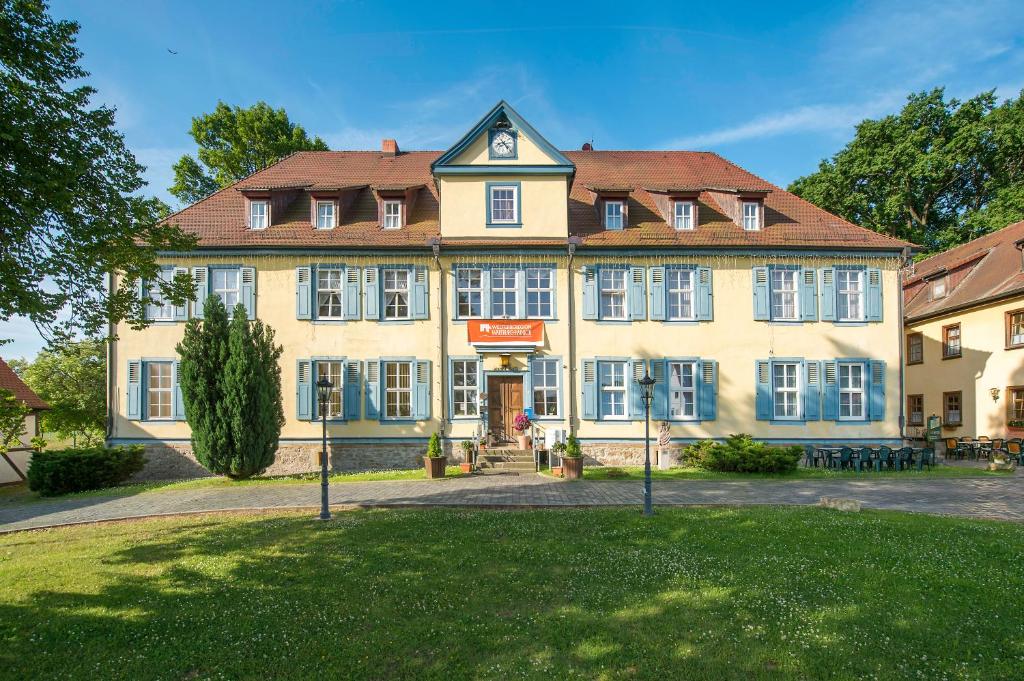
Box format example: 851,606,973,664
2,474,1022,532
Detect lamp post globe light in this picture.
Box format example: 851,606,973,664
637,370,657,517
316,376,333,521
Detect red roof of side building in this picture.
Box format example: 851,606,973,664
0,359,48,410
903,220,1024,322
164,149,912,252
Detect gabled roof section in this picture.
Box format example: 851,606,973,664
431,100,574,173
0,359,48,410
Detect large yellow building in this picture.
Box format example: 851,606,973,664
108,101,912,477
903,220,1024,441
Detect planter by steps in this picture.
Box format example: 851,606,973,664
562,456,583,480
424,456,447,479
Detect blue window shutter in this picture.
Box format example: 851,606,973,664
173,360,185,421
516,267,527,319
803,360,821,421
581,359,597,420
696,267,713,321
755,359,772,420
413,360,430,420
344,266,361,320
412,266,429,319
450,270,459,319
799,268,817,321
365,360,380,419
296,360,313,421
295,266,312,320
480,267,492,318
581,266,598,320
649,267,666,321
173,267,189,321
629,359,645,419
126,360,142,420
866,268,883,322
820,268,836,321
698,359,717,421
549,267,558,319
650,359,668,420
363,268,380,320
240,266,256,320
822,360,839,420
752,267,770,320
344,360,361,420
628,266,646,320
869,360,886,421
523,357,534,411
191,267,208,319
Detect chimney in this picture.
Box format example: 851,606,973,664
581,142,593,151
382,138,399,157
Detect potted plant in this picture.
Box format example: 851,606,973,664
562,435,583,480
424,432,446,479
513,412,532,449
459,440,475,473
550,440,566,477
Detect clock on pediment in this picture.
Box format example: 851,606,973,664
488,127,517,160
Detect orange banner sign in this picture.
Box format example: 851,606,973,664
467,319,544,347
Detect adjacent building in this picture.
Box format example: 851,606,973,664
903,220,1024,440
0,358,48,484
108,101,912,477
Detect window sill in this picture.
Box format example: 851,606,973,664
311,319,349,325
941,353,962,361
1006,344,1024,351
906,359,923,366
379,319,417,325
833,320,870,326
379,418,421,424
767,320,803,326
485,222,523,229
768,419,806,426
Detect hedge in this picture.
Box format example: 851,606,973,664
683,434,802,474
27,446,146,496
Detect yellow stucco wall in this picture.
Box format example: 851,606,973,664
905,295,1024,439
438,175,569,239
449,126,561,166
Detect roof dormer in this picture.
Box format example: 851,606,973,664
587,186,632,231
239,183,308,230
373,184,424,230
704,187,770,231
644,187,702,231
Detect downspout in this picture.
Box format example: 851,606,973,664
897,248,911,442
567,237,581,437
105,270,115,444
431,238,447,437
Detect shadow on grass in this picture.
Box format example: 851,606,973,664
1,507,1022,680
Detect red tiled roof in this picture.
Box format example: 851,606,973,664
0,359,48,410
164,150,911,252
903,220,1024,322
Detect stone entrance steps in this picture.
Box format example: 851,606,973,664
477,449,536,474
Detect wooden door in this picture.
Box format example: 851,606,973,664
487,375,523,443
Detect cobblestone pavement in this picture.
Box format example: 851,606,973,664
2,473,1022,532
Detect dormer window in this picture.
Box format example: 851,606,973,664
315,201,335,230
383,200,402,229
249,200,268,230
604,200,624,230
742,201,760,231
931,277,947,300
673,201,694,230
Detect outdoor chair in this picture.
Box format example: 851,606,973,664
917,448,935,471
874,447,891,472
895,447,912,471
1007,440,1023,466
878,445,894,470
945,438,969,460
855,447,872,472
803,444,816,468
837,447,854,471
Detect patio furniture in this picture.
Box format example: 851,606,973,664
944,438,969,460
803,444,817,468
874,447,892,472
855,447,873,472
916,448,934,471
1006,440,1023,466
977,436,992,461
836,447,854,471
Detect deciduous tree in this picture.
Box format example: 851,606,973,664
21,339,105,446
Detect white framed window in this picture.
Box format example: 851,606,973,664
532,359,559,417
491,268,517,318
742,201,760,231
771,269,798,320
316,361,343,418
383,269,410,320
772,362,800,419
147,270,176,321
452,359,479,417
599,269,627,320
316,268,344,319
211,268,240,310
316,201,335,229
604,200,624,230
249,200,268,230
456,268,482,318
383,200,402,229
526,268,553,318
673,201,694,230
668,361,697,419
383,361,412,419
146,361,173,420
837,270,864,321
667,269,695,320
838,363,865,420
489,185,518,223
599,361,627,419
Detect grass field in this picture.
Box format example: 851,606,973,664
1,507,1022,680
578,465,1007,481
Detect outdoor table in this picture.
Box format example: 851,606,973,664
815,447,842,468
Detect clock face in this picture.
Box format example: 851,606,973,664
491,130,515,157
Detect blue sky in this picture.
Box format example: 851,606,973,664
3,0,1023,359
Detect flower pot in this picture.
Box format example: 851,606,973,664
459,462,474,473
516,434,530,449
424,456,447,479
562,456,583,480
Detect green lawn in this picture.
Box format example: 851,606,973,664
578,465,1008,481
1,508,1022,680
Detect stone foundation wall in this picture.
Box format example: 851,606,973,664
132,441,468,481
581,442,682,467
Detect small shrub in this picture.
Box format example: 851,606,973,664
564,435,582,458
550,441,567,455
459,440,474,455
27,446,146,496
682,434,801,474
426,433,443,458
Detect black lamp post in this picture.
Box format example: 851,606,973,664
316,376,333,521
637,370,657,517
